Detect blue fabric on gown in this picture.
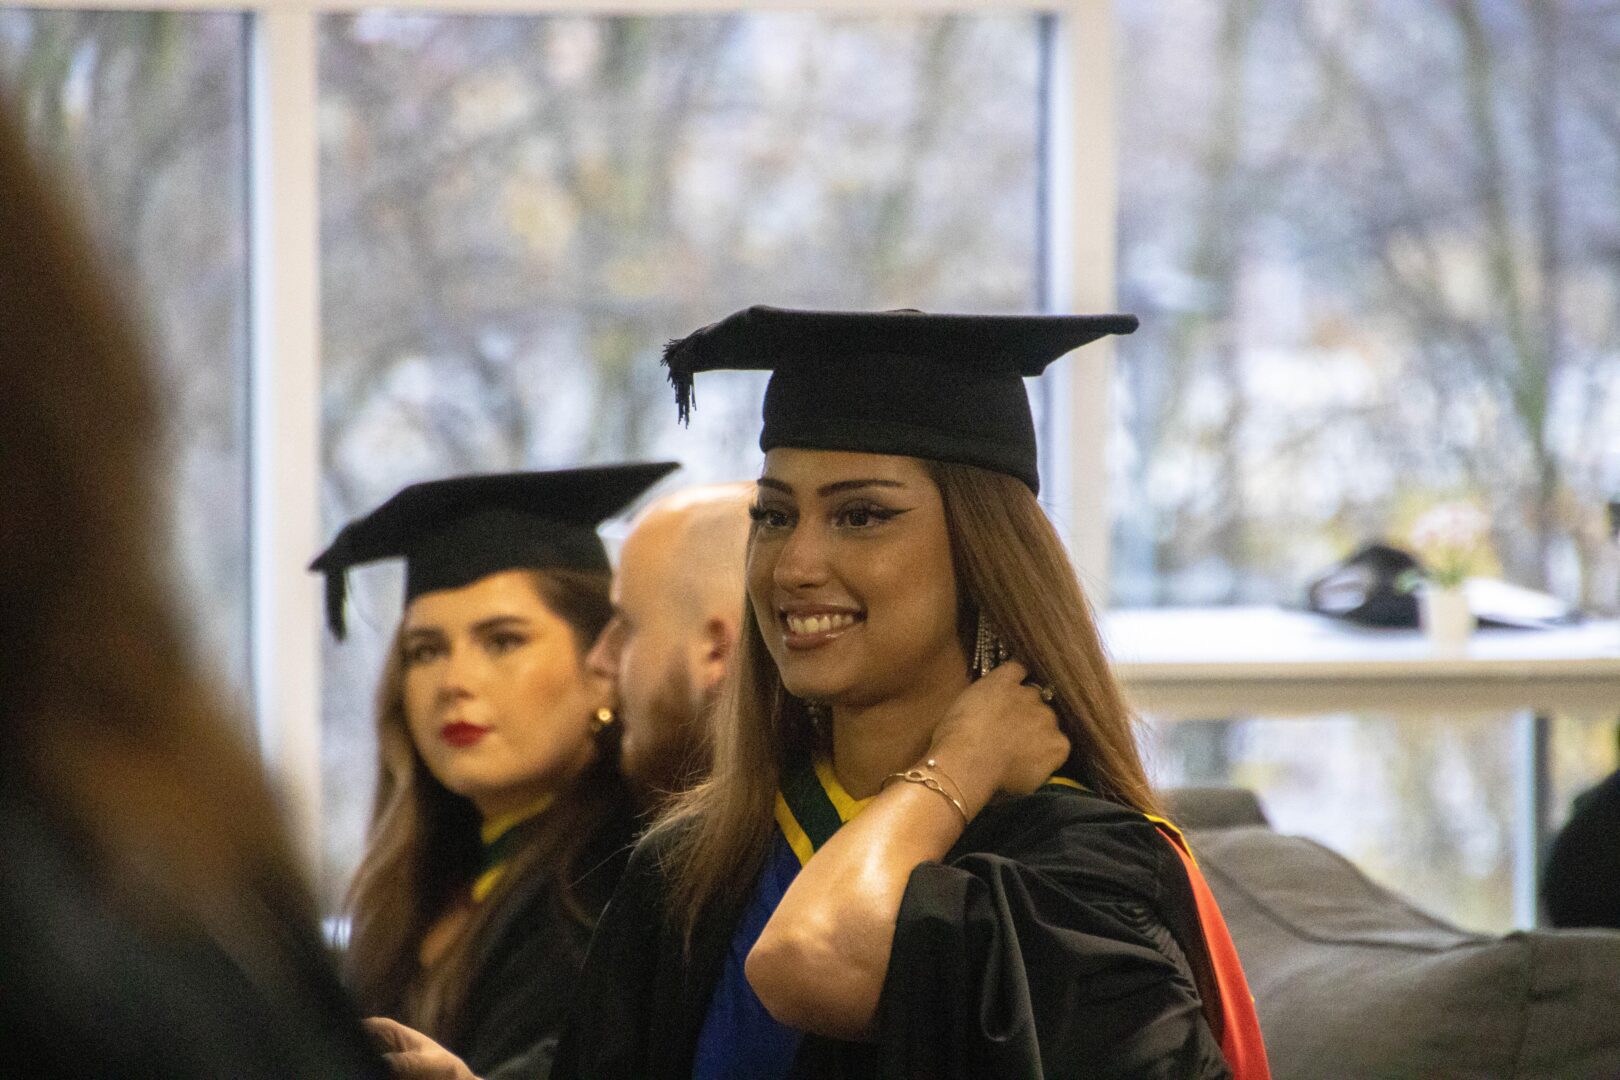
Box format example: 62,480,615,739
690,833,805,1080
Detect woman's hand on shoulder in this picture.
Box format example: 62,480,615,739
365,1017,482,1080
929,661,1070,806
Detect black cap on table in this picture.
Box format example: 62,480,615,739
310,462,679,639
661,306,1137,494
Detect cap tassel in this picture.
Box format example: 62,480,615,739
325,569,349,641
662,337,697,425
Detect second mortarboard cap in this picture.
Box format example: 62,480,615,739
310,462,678,639
661,306,1137,494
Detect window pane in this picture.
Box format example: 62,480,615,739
1117,1,1620,933
1145,709,1620,932
1114,2,1620,610
1550,713,1620,835
0,12,252,710
1144,711,1526,931
318,12,1046,903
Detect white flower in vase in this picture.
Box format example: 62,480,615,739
1405,501,1491,650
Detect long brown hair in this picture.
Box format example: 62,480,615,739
343,566,630,1047
658,459,1160,939
0,102,319,979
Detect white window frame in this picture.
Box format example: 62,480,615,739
20,0,1119,869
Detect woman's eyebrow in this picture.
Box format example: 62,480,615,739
471,615,531,634
816,478,907,496
757,477,908,496
403,615,530,637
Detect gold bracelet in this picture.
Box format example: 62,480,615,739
882,768,969,823
923,757,968,807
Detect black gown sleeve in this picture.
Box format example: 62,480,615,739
456,901,587,1080
550,829,677,1080
458,806,638,1080
552,824,741,1080
873,792,1231,1080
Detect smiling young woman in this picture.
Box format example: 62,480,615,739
551,307,1271,1080
312,464,674,1079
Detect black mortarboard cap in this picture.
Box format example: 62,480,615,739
662,306,1137,494
310,462,678,639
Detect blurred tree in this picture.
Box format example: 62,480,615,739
1121,0,1620,933
318,14,1041,516
1117,0,1619,612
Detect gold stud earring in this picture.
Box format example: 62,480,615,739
590,707,616,734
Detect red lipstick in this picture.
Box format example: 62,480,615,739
440,722,489,748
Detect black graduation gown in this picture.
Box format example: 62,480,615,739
553,786,1232,1080
451,799,638,1080
0,790,388,1080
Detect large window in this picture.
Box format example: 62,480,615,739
1114,0,1619,609
0,11,252,712
1116,0,1620,931
8,2,1612,931
315,11,1048,901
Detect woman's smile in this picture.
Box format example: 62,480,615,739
777,604,866,649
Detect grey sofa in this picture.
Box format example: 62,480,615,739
1172,789,1620,1079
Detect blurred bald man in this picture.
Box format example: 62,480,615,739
589,483,752,806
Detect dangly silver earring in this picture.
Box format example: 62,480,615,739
804,699,831,732
972,609,1009,679
975,609,1056,703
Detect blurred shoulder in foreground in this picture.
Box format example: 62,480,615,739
0,105,385,1078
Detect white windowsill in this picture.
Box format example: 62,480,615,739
1101,606,1620,716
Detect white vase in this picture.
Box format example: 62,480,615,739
1421,585,1472,651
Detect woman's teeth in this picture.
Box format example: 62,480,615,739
785,612,858,635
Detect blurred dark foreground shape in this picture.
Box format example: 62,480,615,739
0,100,385,1078
1543,761,1620,932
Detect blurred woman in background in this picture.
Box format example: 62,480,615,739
0,102,385,1078
313,462,674,1079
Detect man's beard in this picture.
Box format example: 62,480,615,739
627,656,709,804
